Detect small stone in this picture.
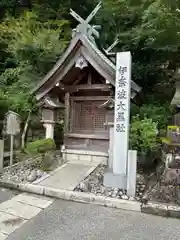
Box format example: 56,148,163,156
112,193,117,198
139,192,143,197
108,192,112,197
27,170,37,182
101,186,106,194
129,196,135,201
122,195,129,200
36,170,44,178
119,191,123,196
79,182,88,192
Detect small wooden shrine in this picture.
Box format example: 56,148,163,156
32,2,142,163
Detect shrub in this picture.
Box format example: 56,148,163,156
25,138,56,156
131,103,174,131
129,115,160,157
139,103,173,130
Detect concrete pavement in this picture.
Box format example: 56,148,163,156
0,192,53,239
6,199,180,240
36,161,97,190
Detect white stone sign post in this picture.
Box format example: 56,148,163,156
5,111,20,172
113,51,131,175
104,52,137,196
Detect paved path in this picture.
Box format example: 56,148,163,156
6,199,180,240
36,161,97,190
0,192,53,239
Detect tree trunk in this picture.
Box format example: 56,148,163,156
21,111,31,149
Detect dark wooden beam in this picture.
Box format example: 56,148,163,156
65,133,109,140
65,84,112,92
70,96,110,101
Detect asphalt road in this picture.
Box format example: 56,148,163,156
6,199,180,240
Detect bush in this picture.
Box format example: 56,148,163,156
131,103,174,131
129,115,160,160
25,138,56,156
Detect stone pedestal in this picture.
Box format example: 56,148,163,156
103,171,127,189
104,150,137,196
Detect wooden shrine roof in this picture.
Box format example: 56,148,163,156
32,33,142,101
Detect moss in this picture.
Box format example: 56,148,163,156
25,138,56,156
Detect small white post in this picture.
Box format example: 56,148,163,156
0,140,4,173
127,150,137,197
10,134,14,172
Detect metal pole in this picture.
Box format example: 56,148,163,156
10,134,14,172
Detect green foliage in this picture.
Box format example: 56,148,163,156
129,115,159,155
0,0,179,124
98,0,180,91
139,103,172,129
131,102,173,131
0,10,71,117
25,138,56,156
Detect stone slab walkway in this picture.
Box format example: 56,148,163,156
0,193,53,239
36,161,97,191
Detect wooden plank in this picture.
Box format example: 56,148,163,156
65,133,109,140
70,96,110,101
64,92,70,134
64,84,112,92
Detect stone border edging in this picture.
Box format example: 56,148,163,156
0,180,140,212
1,179,180,218
141,202,180,219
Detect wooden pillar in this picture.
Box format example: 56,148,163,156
64,92,70,134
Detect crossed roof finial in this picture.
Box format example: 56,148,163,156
104,38,120,56
70,2,102,42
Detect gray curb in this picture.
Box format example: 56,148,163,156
141,202,180,219
1,180,180,218
0,180,140,212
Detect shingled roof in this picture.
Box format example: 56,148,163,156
32,33,141,101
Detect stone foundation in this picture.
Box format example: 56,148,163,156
61,149,108,165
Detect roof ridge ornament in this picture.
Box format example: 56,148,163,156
70,2,102,42
104,38,119,56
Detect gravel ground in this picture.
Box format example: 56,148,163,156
75,165,147,201
0,152,64,184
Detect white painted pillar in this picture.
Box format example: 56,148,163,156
43,122,55,139
0,140,4,173
127,150,137,197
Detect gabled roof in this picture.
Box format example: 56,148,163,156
32,33,142,101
